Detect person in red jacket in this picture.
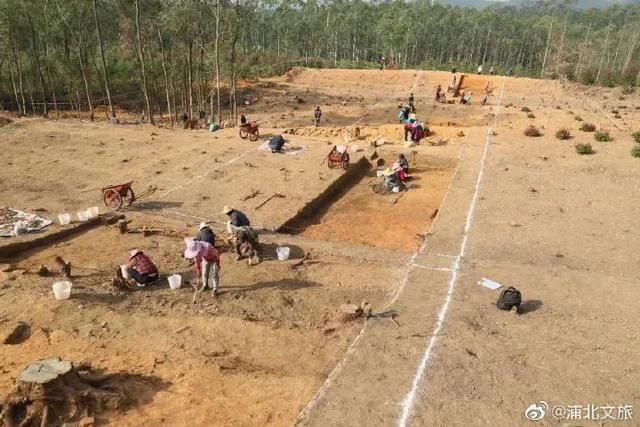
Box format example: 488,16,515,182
184,239,221,301
126,249,158,287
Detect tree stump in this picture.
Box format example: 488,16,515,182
0,358,125,427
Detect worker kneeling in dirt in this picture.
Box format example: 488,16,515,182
195,222,216,247
124,249,159,287
382,168,402,190
268,135,286,153
222,206,260,264
184,239,221,299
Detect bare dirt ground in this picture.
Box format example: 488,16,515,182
1,69,640,426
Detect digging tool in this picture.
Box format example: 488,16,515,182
255,193,285,210
391,188,409,205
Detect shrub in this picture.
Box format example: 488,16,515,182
527,113,536,119
611,110,619,114
556,128,571,140
521,106,531,113
614,114,622,119
524,125,541,137
574,115,583,121
632,146,640,158
621,86,635,95
580,123,596,132
594,131,610,142
575,143,594,155
632,131,640,143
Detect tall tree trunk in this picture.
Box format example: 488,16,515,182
77,42,94,121
540,5,556,78
8,59,21,113
27,13,48,117
575,23,591,81
134,0,154,124
14,48,27,115
93,0,115,118
157,27,173,127
622,24,640,75
43,1,59,118
214,0,222,122
187,41,193,118
596,24,611,83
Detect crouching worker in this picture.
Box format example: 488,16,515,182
222,206,260,265
115,249,159,289
268,135,286,153
195,222,216,247
382,168,402,190
393,154,410,182
184,239,221,302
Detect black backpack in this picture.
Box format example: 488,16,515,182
497,287,522,311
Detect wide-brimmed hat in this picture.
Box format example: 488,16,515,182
221,205,233,215
199,222,208,230
184,239,203,259
129,249,142,259
382,168,394,176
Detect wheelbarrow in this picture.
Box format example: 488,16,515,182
322,145,350,170
83,181,157,211
239,121,260,141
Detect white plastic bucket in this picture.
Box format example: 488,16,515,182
77,211,89,222
87,207,99,218
120,265,130,280
276,247,290,261
168,274,182,290
58,213,71,225
52,281,72,300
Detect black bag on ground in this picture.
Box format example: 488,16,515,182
268,135,285,152
497,287,522,311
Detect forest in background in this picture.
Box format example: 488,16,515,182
1,0,639,124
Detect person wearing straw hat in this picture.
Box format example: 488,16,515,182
382,167,401,190
194,222,216,247
118,249,158,288
222,206,250,228
184,239,221,301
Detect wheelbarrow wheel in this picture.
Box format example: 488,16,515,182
124,188,135,206
103,189,123,210
249,129,259,142
239,128,249,139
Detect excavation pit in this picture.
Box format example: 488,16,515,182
282,152,458,251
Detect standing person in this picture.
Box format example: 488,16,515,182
477,64,483,75
314,106,322,127
489,66,495,75
194,222,216,247
380,57,386,70
408,93,416,113
125,250,159,287
184,239,221,301
240,114,247,125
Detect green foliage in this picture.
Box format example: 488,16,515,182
556,128,571,140
574,115,583,121
524,125,541,137
580,123,596,132
527,113,536,119
594,131,611,142
575,143,594,155
521,107,531,113
632,146,640,158
632,131,640,143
